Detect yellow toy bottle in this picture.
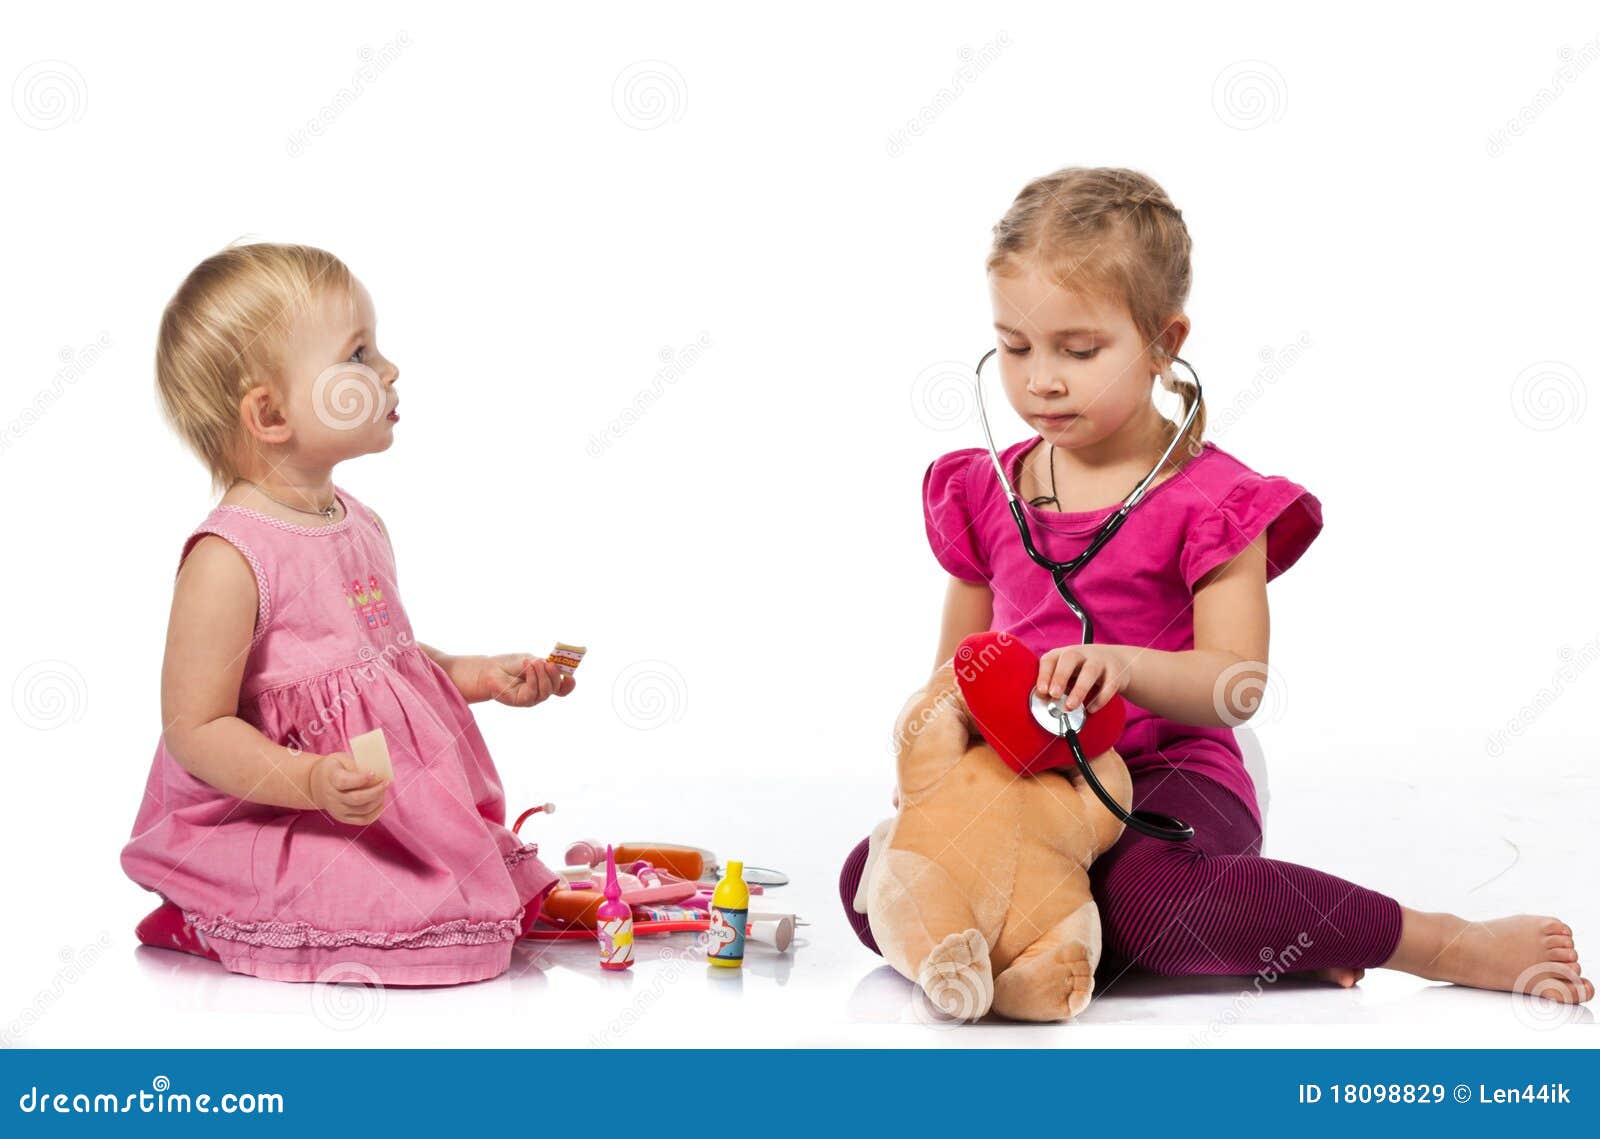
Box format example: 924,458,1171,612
706,861,749,968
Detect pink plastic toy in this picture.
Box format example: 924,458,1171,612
596,844,633,971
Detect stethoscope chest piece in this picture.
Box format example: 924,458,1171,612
1028,679,1196,843
1029,690,1084,737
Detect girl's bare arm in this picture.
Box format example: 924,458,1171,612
934,577,994,672
1112,533,1272,728
159,537,321,807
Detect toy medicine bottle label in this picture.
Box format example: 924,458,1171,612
706,906,748,964
599,917,633,968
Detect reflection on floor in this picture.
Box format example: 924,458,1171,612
17,766,1595,1048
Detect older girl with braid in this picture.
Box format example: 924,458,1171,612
840,167,1590,1005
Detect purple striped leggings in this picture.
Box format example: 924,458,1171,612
839,767,1404,978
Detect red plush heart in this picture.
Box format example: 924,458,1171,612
952,631,1126,777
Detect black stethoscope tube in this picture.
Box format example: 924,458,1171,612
978,349,1201,843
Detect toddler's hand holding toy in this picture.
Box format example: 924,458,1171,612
1037,643,1132,714
468,654,575,707
309,753,390,826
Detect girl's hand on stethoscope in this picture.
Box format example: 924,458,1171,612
1037,644,1130,715
478,654,576,707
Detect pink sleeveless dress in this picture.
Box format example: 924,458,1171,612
121,488,560,985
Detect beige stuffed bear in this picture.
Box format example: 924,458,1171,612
856,660,1131,1022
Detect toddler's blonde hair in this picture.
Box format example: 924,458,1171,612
988,167,1205,457
156,241,353,490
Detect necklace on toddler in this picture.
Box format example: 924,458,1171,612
234,479,340,522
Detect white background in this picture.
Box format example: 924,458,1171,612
1,1,1596,1048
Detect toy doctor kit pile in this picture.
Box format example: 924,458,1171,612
520,831,801,968
511,643,802,970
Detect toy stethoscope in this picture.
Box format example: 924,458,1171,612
973,347,1200,843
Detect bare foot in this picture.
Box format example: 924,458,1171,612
1286,966,1365,988
1386,910,1594,1003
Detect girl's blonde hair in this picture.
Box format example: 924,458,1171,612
987,166,1205,457
155,241,353,490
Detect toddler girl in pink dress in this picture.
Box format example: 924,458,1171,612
122,243,572,985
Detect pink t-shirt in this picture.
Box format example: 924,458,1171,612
923,437,1323,825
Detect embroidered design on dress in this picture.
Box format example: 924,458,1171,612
344,575,392,630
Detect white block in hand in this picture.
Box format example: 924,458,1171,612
349,729,393,781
